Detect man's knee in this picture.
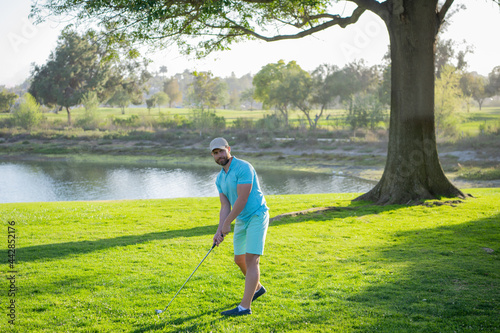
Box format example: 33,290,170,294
245,253,260,267
234,254,246,267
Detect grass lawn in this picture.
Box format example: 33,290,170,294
1,189,499,332
457,107,500,136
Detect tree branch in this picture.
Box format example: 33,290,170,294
437,0,455,26
226,6,366,42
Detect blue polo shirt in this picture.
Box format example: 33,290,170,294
215,156,268,222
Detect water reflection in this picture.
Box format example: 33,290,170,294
0,160,374,203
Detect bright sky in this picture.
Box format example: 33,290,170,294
1,0,499,87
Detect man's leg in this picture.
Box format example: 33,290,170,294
234,254,262,292
240,253,260,309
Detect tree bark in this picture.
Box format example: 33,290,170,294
355,0,465,205
65,106,72,126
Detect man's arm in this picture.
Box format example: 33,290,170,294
221,183,252,234
214,192,231,246
214,183,252,245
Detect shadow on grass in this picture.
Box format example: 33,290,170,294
271,212,500,332
17,202,401,263
18,224,215,263
132,305,230,333
348,212,500,332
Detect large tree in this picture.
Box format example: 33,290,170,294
29,29,113,125
32,0,500,204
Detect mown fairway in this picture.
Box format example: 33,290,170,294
1,189,499,332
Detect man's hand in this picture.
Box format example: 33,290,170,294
213,231,224,246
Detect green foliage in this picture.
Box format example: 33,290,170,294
254,60,316,127
0,89,18,112
256,114,285,132
163,78,182,107
186,71,228,111
153,91,170,111
146,95,158,113
112,114,140,128
11,93,42,130
107,86,132,114
157,112,189,129
347,93,387,131
76,91,101,130
29,28,149,124
190,109,225,133
232,117,255,131
435,65,463,137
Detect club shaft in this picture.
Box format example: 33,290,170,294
160,243,215,312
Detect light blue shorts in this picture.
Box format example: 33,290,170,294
233,210,269,256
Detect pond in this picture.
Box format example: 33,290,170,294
0,160,375,203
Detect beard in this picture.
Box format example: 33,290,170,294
216,157,230,166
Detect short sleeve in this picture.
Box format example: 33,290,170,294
236,162,253,185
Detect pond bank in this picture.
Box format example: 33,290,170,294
1,136,499,190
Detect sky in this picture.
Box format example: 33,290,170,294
1,0,500,88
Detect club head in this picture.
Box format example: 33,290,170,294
155,309,163,315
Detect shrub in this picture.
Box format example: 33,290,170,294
12,93,42,130
232,117,254,131
75,91,101,130
256,114,284,133
190,109,225,133
112,115,140,128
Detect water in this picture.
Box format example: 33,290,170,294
0,160,375,203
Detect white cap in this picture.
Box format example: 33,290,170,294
210,137,229,151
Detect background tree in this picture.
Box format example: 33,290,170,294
460,72,488,111
228,89,241,110
283,63,318,129
435,37,473,78
0,90,18,113
146,95,158,114
163,78,182,107
107,86,132,114
29,29,113,125
486,66,500,97
253,60,304,127
29,28,148,124
240,87,256,110
310,64,339,122
159,65,168,78
32,0,500,204
153,91,170,112
186,71,228,111
435,65,463,137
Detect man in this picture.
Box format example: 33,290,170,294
210,137,269,316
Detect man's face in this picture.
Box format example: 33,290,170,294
212,147,231,166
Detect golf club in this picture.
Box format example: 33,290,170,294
155,240,219,317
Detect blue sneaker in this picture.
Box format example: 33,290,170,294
252,286,266,301
221,306,252,316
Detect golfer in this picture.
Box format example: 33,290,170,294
211,137,269,316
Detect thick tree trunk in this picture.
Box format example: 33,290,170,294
355,0,465,205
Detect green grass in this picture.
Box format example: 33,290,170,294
1,189,500,332
457,107,500,135
458,165,500,180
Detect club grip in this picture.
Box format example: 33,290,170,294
212,233,224,248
